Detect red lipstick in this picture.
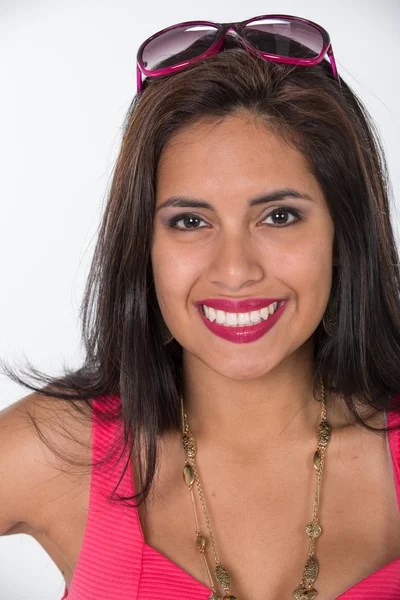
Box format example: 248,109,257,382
196,298,282,313
196,298,287,344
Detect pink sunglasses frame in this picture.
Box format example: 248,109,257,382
136,14,341,95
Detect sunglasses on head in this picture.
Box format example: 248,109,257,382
136,14,341,95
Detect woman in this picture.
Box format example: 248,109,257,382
0,14,400,600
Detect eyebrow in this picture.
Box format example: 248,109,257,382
155,188,314,212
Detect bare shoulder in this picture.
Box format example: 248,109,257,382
0,388,93,537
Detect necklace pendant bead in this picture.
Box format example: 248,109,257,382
313,449,321,472
223,595,238,599
318,420,331,447
306,520,322,538
303,556,319,585
196,533,206,553
182,433,197,458
208,593,223,600
292,585,318,599
215,564,231,592
183,464,195,487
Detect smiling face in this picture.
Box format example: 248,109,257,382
151,110,335,380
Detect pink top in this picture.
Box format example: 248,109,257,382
62,394,400,600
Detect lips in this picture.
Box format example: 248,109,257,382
197,299,288,343
196,298,283,313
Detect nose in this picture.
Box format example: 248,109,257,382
207,231,264,292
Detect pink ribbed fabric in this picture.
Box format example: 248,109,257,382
62,394,400,600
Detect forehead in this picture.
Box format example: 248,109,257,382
156,111,318,199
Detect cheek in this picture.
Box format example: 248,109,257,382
283,239,334,319
151,236,203,312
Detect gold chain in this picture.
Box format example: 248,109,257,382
180,370,331,600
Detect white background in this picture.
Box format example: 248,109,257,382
0,0,399,597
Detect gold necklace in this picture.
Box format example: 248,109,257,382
180,370,331,600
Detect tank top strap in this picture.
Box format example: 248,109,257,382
67,394,144,599
387,394,400,513
90,394,132,503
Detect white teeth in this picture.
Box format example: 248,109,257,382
238,312,250,326
250,310,261,324
216,310,226,324
226,312,238,326
202,302,280,327
269,303,276,315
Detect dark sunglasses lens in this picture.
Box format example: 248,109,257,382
243,18,324,59
141,24,220,71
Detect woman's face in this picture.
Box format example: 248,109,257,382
151,111,335,380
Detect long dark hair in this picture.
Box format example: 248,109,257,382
2,32,400,509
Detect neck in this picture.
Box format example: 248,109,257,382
181,345,349,460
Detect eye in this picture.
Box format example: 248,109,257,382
167,213,209,231
166,206,303,231
262,206,302,227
